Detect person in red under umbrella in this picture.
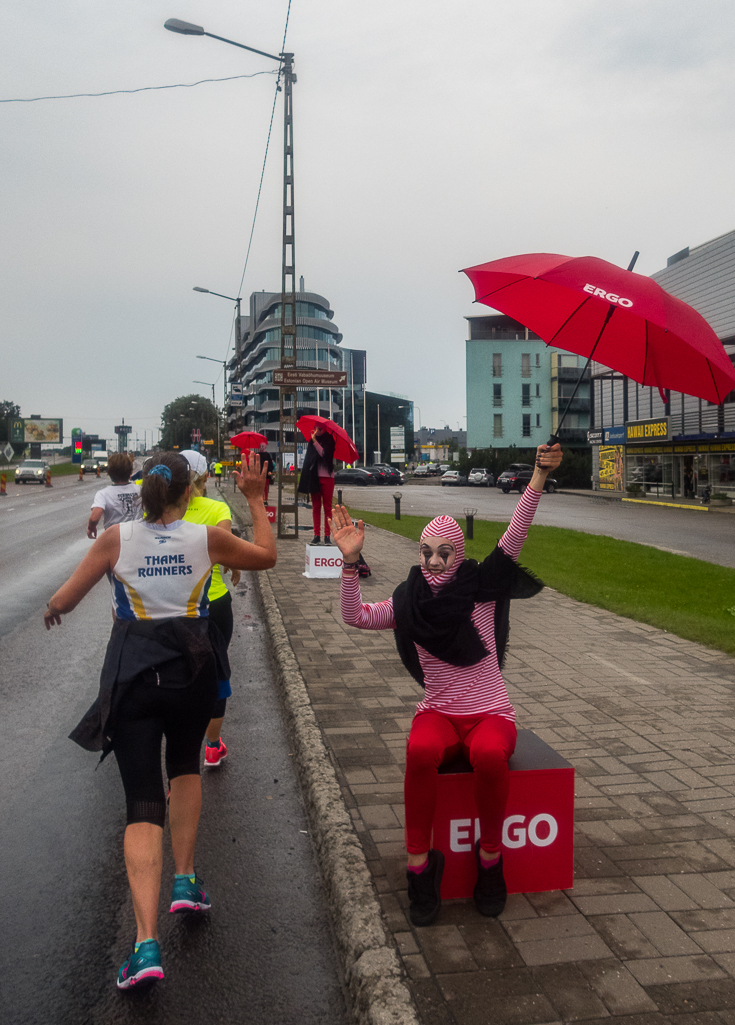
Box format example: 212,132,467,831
331,443,562,926
298,425,336,546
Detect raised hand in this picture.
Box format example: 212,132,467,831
329,505,364,563
234,451,268,501
534,442,562,471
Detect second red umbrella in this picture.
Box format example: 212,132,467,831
296,415,359,464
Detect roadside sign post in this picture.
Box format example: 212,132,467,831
1,442,13,496
390,426,405,467
114,422,133,453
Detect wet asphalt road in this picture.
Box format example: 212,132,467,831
337,482,735,568
0,476,348,1025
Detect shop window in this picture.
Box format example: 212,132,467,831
493,383,502,407
522,384,531,406
522,414,531,437
493,414,503,438
521,354,531,377
492,353,502,377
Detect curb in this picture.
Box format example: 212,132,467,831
224,495,420,1025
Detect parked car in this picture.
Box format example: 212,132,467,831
370,464,404,484
497,467,558,494
334,467,378,486
82,458,100,474
439,464,451,474
441,470,467,487
413,465,429,476
425,463,442,476
363,466,394,484
467,468,494,487
14,459,49,484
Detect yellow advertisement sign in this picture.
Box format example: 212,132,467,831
599,445,624,491
626,417,669,443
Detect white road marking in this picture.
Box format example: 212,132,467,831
586,653,654,688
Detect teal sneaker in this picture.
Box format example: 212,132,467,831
170,873,211,913
117,938,164,990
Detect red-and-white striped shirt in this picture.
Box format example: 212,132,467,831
340,487,542,719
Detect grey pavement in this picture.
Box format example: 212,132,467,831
228,486,735,1025
0,481,348,1025
334,482,735,568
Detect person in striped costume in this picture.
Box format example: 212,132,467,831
332,443,562,926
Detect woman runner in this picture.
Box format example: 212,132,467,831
331,443,562,925
44,451,275,989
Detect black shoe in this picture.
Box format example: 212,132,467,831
473,841,506,917
324,536,333,546
407,850,444,927
310,535,321,546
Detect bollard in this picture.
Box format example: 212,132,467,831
393,491,402,520
337,489,343,506
78,464,84,482
463,507,477,540
0,472,6,496
45,468,53,488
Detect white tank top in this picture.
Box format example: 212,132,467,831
112,519,213,620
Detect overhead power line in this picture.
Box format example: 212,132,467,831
0,71,276,104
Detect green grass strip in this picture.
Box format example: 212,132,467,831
351,509,735,657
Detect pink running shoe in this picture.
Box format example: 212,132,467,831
204,739,227,768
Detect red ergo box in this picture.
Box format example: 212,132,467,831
431,729,575,899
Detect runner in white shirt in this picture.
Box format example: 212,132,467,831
87,453,143,538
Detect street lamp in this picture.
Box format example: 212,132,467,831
193,287,243,358
165,16,298,539
194,379,220,458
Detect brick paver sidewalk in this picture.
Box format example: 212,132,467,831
229,490,735,1025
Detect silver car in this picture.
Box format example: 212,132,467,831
15,459,49,484
468,468,494,487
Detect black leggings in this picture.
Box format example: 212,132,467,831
208,591,233,720
113,669,217,827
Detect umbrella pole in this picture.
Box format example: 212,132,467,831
547,250,639,449
547,307,613,447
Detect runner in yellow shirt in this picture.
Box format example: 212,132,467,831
181,451,238,767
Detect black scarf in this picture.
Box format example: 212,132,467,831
392,544,543,686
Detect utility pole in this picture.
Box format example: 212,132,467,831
277,53,299,539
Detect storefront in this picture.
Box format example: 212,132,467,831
591,417,735,498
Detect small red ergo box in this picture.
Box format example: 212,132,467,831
432,729,574,899
265,505,276,524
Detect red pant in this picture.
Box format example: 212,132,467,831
311,477,335,537
404,711,517,854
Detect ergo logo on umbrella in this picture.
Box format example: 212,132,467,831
583,283,633,307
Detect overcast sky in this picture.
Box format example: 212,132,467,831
3,0,735,446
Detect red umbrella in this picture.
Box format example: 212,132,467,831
229,431,267,450
296,415,359,463
463,253,735,439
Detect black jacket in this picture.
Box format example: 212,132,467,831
69,616,229,757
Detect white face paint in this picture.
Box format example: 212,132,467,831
419,536,456,575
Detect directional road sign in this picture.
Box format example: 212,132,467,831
273,369,347,388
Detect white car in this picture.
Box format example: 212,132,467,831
14,459,49,484
441,470,467,487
